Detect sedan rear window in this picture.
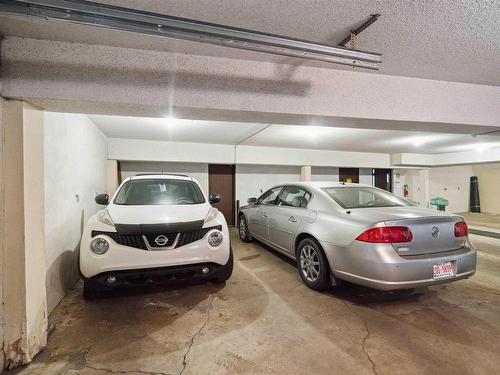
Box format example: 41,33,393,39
114,179,205,205
323,186,413,209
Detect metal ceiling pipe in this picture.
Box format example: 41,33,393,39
0,0,383,70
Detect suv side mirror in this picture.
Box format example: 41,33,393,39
247,197,258,204
95,193,110,205
209,193,222,204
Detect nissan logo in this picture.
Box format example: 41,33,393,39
154,235,169,246
431,226,440,238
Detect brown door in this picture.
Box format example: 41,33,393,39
208,164,235,226
373,169,393,192
339,168,359,183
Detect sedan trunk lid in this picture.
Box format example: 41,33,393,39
384,213,466,256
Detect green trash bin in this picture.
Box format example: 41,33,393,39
430,197,449,211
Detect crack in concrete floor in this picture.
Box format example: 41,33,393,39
178,295,215,375
361,320,378,375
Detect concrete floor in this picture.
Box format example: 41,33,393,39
460,212,500,232
11,230,500,375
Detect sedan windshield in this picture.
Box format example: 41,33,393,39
114,179,205,205
323,186,413,209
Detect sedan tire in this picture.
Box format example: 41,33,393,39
296,238,330,291
238,215,253,243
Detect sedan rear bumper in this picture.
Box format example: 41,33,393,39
322,241,477,291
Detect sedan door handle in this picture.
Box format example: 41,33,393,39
262,212,269,218
288,216,297,223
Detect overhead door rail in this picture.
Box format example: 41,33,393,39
0,0,382,70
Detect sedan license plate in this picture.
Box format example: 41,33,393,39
433,261,455,279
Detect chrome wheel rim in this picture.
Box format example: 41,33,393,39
300,244,320,282
239,218,247,239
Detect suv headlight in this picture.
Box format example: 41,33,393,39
207,231,223,247
204,207,219,224
96,209,114,227
90,237,109,255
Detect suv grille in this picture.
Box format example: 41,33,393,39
92,225,222,250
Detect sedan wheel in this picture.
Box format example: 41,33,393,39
296,238,330,291
239,215,252,242
300,245,320,282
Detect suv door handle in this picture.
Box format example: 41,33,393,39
288,216,297,223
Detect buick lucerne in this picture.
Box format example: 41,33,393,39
238,182,476,292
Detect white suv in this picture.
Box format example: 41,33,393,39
79,174,233,299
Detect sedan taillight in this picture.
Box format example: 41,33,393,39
454,221,468,237
356,226,413,243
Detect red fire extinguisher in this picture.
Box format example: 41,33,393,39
403,184,409,198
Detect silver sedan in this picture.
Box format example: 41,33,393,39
238,182,476,291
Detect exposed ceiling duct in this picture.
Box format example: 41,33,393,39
0,0,383,70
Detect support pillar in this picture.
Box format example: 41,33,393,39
0,99,47,370
300,165,312,181
106,159,120,196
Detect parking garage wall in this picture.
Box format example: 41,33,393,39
44,112,108,312
473,163,500,215
429,165,473,213
236,164,301,205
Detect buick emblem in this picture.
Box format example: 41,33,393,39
431,226,440,238
154,235,169,246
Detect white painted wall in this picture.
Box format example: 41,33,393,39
473,163,500,215
311,167,339,182
429,165,473,213
44,112,107,313
393,169,425,204
236,164,300,206
120,161,210,196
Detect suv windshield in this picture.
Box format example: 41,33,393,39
114,179,205,205
323,186,413,209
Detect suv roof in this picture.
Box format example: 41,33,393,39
128,174,193,181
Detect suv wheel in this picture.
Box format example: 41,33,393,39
239,215,253,242
83,280,100,300
296,238,330,291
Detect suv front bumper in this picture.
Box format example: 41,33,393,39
80,223,231,279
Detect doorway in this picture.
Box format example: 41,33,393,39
339,168,360,183
208,164,235,226
373,169,393,192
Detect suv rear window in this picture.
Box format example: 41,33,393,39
114,179,205,205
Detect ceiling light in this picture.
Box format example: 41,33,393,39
0,0,382,70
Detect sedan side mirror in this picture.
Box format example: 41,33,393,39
95,193,110,205
247,197,258,204
209,193,222,204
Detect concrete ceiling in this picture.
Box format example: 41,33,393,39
90,114,500,154
1,0,499,85
89,115,268,145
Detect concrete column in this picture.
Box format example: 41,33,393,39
106,159,120,196
0,100,47,370
418,169,430,208
300,165,312,181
